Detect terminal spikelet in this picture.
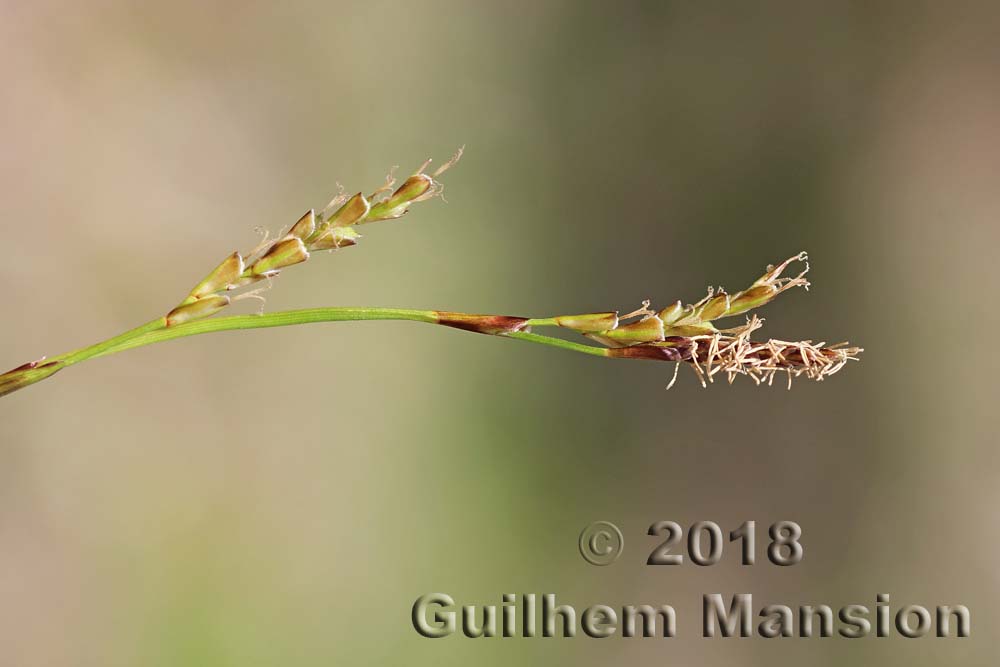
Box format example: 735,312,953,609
165,152,461,327
606,315,862,389
555,253,861,388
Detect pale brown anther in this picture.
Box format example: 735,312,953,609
310,226,361,251
166,294,231,327
325,193,371,228
585,315,666,347
250,237,310,275
698,292,730,321
659,301,684,324
554,312,620,332
187,252,244,299
364,174,435,222
288,209,316,240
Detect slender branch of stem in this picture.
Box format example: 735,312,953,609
90,308,438,360
50,318,167,364
504,331,608,358
523,317,559,327
0,307,612,398
0,317,170,398
92,309,608,360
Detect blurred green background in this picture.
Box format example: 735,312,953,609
1,1,997,665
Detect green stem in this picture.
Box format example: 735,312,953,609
50,317,167,364
95,309,608,360
524,317,559,327
90,308,438,360
1,307,609,398
0,317,168,398
504,330,608,357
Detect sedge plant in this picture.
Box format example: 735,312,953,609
0,150,861,398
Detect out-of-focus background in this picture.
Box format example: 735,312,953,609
1,2,997,665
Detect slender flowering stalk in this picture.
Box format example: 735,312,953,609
0,152,861,398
